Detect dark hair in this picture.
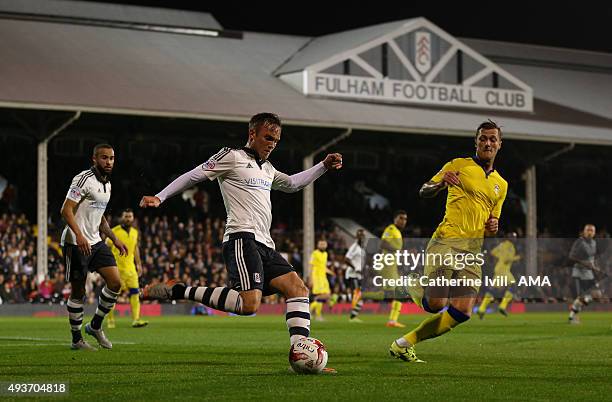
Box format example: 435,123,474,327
476,119,502,138
122,208,133,215
249,113,281,133
394,210,407,219
93,143,113,156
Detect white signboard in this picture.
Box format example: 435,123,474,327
306,72,533,112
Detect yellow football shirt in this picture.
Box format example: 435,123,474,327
430,157,507,245
310,249,328,282
491,240,519,276
381,224,403,252
381,224,403,282
107,225,139,270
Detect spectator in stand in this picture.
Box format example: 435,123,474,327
0,278,15,304
37,276,54,302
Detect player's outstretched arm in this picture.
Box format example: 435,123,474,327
139,164,210,208
272,153,342,193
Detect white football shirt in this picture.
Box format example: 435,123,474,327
345,241,365,279
156,147,327,249
61,169,111,246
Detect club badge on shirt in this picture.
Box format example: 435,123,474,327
203,160,216,170
69,186,82,199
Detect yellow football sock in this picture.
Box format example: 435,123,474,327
130,293,141,321
107,307,115,323
499,291,513,310
311,301,323,317
315,301,323,317
394,301,403,322
389,300,402,322
402,307,468,346
478,292,494,314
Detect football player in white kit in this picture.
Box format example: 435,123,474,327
345,229,366,322
140,113,342,362
61,144,127,350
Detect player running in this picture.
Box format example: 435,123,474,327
345,229,366,323
568,224,603,324
382,211,408,328
309,239,335,322
105,208,148,328
140,113,342,360
477,232,521,319
60,144,127,350
390,120,507,362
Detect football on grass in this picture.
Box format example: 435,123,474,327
289,337,328,374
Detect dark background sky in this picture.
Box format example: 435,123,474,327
79,1,612,53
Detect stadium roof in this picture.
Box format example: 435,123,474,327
0,0,223,29
274,19,416,75
1,0,611,144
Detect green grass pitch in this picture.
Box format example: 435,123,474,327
0,312,611,401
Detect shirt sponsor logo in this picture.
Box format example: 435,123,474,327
90,201,109,209
244,178,272,189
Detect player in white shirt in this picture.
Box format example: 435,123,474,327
345,229,366,323
60,144,127,351
140,113,342,354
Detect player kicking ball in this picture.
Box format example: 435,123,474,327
140,113,341,372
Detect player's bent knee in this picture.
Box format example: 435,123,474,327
107,281,121,293
238,290,261,315
424,297,447,313
286,273,309,297
292,281,309,298
240,300,260,315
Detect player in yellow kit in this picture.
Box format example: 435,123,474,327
106,209,148,328
381,211,408,328
478,232,520,318
308,239,335,321
390,120,507,362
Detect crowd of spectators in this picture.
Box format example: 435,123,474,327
1,204,611,305
0,213,69,304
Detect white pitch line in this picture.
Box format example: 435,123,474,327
0,343,70,347
0,336,136,345
0,336,64,342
